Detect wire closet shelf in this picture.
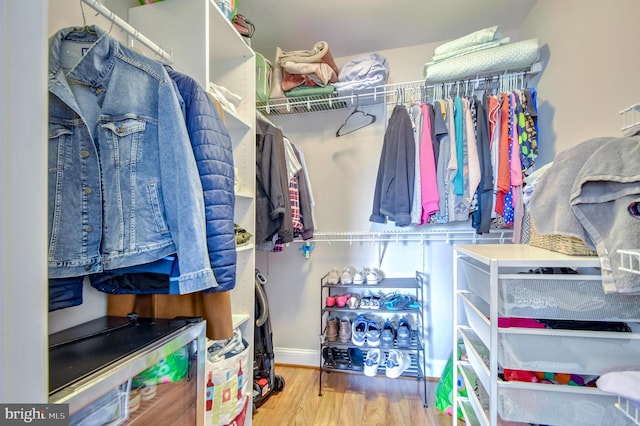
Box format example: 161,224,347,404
256,62,542,116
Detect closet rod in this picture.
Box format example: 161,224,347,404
80,0,173,64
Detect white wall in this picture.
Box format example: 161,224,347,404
520,0,640,165
1,0,49,403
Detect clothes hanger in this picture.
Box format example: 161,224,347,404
71,0,98,35
335,94,377,137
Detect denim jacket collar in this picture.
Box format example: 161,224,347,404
49,25,117,93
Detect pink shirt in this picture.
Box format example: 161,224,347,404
420,103,439,223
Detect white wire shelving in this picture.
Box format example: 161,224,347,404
287,228,513,245
620,103,640,132
618,249,640,275
256,63,542,116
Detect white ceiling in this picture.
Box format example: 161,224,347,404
239,0,538,59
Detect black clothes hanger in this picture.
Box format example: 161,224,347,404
335,95,377,137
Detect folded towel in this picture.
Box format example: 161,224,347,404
570,137,640,293
279,41,340,76
281,61,337,87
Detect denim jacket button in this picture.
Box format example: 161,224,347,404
95,88,104,94
118,125,126,133
84,264,92,271
83,187,92,195
84,226,93,233
80,150,90,158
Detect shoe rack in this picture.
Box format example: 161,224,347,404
318,271,429,407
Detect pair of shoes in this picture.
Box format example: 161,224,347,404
351,315,380,347
380,319,396,348
325,317,338,342
384,294,420,311
385,350,412,378
396,317,412,348
338,316,351,342
364,348,381,377
352,267,384,285
359,295,381,309
327,268,340,285
326,294,351,308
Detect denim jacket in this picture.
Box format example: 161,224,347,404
47,25,216,294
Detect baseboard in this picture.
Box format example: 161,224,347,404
274,347,447,378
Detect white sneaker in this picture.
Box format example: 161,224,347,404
352,268,365,285
364,348,381,377
385,350,411,378
327,267,340,285
340,267,353,284
366,268,382,285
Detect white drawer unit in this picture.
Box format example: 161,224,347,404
453,244,637,426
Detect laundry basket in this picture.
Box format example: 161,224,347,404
528,219,597,256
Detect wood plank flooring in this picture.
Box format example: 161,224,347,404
252,365,457,426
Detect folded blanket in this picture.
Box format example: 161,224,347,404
434,25,500,57
428,37,510,64
270,46,286,99
284,84,335,98
424,38,540,83
279,41,340,76
570,137,640,294
281,61,337,87
333,53,389,95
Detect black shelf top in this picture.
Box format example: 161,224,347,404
49,316,202,395
322,277,419,289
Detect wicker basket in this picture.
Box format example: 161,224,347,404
529,220,598,256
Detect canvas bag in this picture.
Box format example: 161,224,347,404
205,336,251,426
255,52,273,102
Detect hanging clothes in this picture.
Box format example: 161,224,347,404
369,105,416,226
47,25,215,310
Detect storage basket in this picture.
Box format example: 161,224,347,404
529,219,597,256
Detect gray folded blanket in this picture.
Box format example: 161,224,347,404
530,136,640,294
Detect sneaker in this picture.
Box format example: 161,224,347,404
338,316,351,343
366,319,381,347
396,317,412,347
347,347,364,370
385,349,412,378
352,268,365,285
366,268,382,285
340,267,354,284
327,267,340,285
347,295,360,309
351,315,368,346
364,348,381,377
325,317,338,342
360,296,371,309
380,320,396,348
370,295,381,309
325,295,336,307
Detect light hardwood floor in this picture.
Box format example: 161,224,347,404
252,365,457,426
